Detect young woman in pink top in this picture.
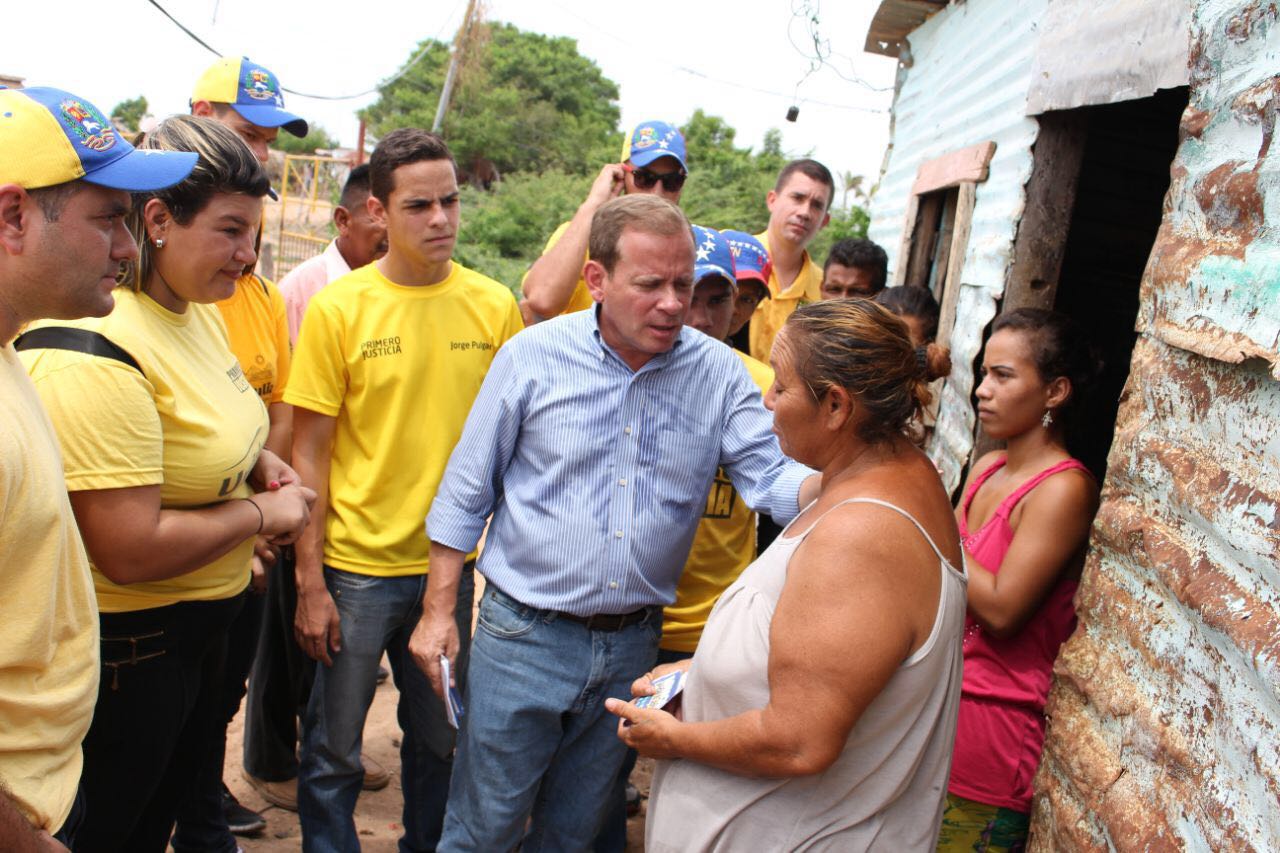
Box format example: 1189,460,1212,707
938,308,1102,852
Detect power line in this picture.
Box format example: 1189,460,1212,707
146,0,462,101
788,0,894,94
541,0,886,113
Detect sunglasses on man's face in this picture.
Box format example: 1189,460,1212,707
624,162,688,192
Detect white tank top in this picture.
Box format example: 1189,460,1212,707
646,498,968,852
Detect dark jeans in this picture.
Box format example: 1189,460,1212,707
75,593,245,853
244,548,315,781
172,588,266,853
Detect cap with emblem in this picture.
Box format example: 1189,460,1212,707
0,86,197,191
620,120,687,170
191,57,308,137
721,230,772,296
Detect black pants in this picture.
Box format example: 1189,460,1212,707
171,589,266,852
243,548,315,781
75,593,245,853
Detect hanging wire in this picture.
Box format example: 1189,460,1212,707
787,0,894,93
146,0,462,101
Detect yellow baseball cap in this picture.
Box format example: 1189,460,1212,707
0,86,197,191
191,57,308,137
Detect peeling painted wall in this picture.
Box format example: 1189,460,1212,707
866,0,1046,492
1032,1,1280,848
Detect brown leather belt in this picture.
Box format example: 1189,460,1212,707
555,606,657,632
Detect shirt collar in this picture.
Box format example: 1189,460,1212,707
322,239,352,280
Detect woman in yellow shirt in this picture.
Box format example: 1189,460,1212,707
22,115,314,852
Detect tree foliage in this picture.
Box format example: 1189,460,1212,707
363,22,620,175
679,110,787,234
110,96,148,132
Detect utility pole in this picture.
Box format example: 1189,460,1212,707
432,0,479,133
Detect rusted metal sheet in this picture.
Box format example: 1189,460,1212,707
865,0,1047,491
1026,0,1193,115
1032,336,1280,850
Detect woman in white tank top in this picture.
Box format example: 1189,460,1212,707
606,298,966,852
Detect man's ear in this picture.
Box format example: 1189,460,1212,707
583,259,607,304
191,100,216,118
366,194,388,229
333,205,351,236
0,185,32,256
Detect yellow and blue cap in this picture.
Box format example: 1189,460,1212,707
620,120,687,169
0,86,197,191
692,224,736,289
191,57,308,137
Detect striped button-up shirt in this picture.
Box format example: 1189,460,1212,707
427,308,810,617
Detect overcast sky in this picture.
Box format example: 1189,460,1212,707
10,0,897,197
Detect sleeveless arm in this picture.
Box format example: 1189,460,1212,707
964,468,1098,637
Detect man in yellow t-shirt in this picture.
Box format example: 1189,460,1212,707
521,120,688,320
287,129,522,851
747,159,836,363
661,227,776,660
0,86,195,849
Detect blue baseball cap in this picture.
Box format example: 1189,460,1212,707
0,87,197,192
621,120,687,170
192,57,309,137
692,224,736,289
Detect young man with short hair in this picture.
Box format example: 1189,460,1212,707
288,129,523,852
0,85,195,852
521,121,688,319
820,237,888,300
747,158,836,363
279,164,388,343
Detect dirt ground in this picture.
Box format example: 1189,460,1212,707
222,577,653,851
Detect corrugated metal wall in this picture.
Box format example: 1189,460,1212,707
1031,1,1280,848
865,0,1046,492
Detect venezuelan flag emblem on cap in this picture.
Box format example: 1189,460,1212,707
191,57,309,137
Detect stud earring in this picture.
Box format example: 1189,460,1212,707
1041,409,1054,428
154,238,165,249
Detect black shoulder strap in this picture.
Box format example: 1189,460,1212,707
13,327,143,374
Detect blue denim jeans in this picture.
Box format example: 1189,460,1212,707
298,565,474,853
439,586,661,853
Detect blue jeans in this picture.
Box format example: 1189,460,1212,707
439,586,661,853
298,565,474,853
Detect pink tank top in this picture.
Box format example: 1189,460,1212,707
947,456,1091,813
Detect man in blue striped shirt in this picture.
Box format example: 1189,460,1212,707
413,195,817,852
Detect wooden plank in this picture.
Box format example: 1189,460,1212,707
893,192,921,287
935,181,977,348
929,189,960,298
1004,110,1089,312
906,193,945,289
912,140,998,195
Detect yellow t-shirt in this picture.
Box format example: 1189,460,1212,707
0,346,98,832
521,220,595,316
748,231,823,363
216,273,292,402
285,261,523,576
22,290,268,612
661,350,775,653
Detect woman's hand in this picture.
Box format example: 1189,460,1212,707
249,483,315,544
629,658,692,699
250,448,301,493
605,699,683,759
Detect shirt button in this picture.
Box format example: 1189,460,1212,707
618,478,627,486
609,581,619,589
615,530,624,538
624,426,632,435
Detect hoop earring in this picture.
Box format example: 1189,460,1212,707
1041,409,1054,428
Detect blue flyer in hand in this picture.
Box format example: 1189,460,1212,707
439,655,465,728
634,669,686,711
